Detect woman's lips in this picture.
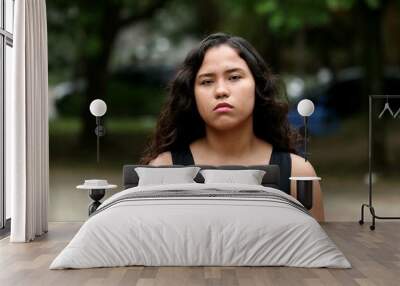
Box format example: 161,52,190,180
214,106,233,113
214,102,234,113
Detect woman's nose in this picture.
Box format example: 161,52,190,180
214,81,229,99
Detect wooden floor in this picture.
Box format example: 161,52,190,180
0,222,399,286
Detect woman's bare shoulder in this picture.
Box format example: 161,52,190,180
148,151,173,166
290,153,317,177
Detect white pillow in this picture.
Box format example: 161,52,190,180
135,167,201,186
200,169,266,185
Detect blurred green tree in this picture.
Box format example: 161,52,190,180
47,0,169,146
245,0,396,169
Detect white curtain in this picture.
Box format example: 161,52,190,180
7,0,49,242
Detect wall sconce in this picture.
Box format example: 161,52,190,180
89,99,107,163
297,99,315,162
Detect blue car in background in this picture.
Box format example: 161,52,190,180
287,78,341,137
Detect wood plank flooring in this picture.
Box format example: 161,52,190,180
0,222,399,286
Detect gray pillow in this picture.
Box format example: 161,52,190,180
200,169,266,185
135,166,201,186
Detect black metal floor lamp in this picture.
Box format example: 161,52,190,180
359,95,400,230
293,99,320,210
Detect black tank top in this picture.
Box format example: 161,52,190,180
171,146,292,195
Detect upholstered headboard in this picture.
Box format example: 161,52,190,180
122,164,281,190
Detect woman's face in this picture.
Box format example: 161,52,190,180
194,44,256,131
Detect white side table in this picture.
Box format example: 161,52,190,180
289,176,321,210
77,179,117,215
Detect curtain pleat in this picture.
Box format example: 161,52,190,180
9,0,49,242
9,0,27,242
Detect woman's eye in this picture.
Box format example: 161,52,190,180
230,75,242,81
200,80,213,85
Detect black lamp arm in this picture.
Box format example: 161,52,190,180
304,116,309,162
94,116,106,137
94,116,106,163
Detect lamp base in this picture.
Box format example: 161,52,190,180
296,180,313,210
88,189,105,215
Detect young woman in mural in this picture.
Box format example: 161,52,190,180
140,33,324,221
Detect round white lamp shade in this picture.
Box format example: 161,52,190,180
297,99,315,117
90,99,107,117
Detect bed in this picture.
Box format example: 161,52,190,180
50,164,351,269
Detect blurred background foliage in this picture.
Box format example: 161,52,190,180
47,0,400,174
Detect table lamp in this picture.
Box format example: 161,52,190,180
89,99,107,163
297,99,315,162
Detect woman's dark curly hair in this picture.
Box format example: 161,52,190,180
140,32,301,164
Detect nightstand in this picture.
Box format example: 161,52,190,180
77,179,117,215
289,176,321,210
